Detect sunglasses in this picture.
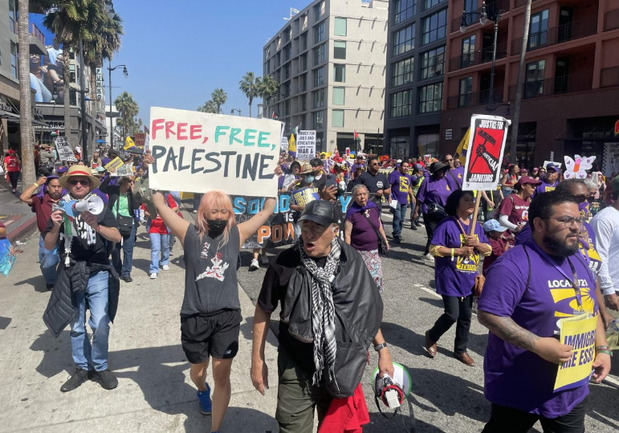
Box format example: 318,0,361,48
69,178,90,186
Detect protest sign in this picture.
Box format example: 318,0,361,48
296,130,316,161
134,132,146,147
462,114,510,191
111,163,133,177
280,135,289,152
149,107,281,197
54,137,76,162
564,155,596,179
554,314,597,392
104,156,124,173
124,136,135,150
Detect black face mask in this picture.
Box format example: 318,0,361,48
207,219,227,237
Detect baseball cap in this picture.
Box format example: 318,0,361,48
298,200,339,227
516,176,542,186
546,163,560,172
483,219,508,233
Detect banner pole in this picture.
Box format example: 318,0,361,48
470,191,482,236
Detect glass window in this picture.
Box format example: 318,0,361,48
313,43,326,66
423,0,446,10
461,35,476,68
313,66,325,87
300,53,308,71
10,41,18,79
392,57,414,87
419,46,445,79
394,0,417,24
421,9,447,45
525,60,546,97
528,10,549,50
418,82,443,113
300,94,307,111
313,110,324,129
334,17,347,36
313,1,324,22
334,64,346,82
312,89,325,108
314,21,326,44
390,90,413,117
299,73,307,92
9,0,17,33
334,41,346,59
332,109,344,127
393,24,415,56
458,76,473,107
332,87,345,105
300,32,308,51
464,0,476,13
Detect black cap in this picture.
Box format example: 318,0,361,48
430,161,449,174
298,200,339,227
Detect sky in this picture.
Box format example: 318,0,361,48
32,0,310,127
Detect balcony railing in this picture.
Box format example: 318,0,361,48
446,89,504,109
511,19,597,54
507,74,591,99
451,0,510,33
449,44,507,71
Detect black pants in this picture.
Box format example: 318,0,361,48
482,399,587,433
7,171,19,190
427,294,473,353
423,212,443,254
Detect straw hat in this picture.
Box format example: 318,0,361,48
59,164,101,189
299,162,314,174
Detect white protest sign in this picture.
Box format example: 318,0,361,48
111,163,133,177
280,135,289,152
296,130,316,161
149,107,281,197
462,114,510,191
55,136,77,162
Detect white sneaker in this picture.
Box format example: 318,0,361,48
162,264,170,271
249,259,259,271
424,253,434,261
149,273,158,279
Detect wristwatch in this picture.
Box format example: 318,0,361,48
374,342,388,352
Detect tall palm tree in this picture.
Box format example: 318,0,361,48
239,72,260,117
17,0,35,185
211,88,227,113
258,74,279,108
197,100,218,113
114,91,138,139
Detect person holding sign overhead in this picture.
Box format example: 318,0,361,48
478,191,611,433
151,189,276,433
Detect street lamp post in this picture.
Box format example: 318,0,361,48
107,61,128,150
230,108,242,116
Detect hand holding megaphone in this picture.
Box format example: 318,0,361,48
53,194,105,220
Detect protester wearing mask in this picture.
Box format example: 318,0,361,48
151,190,275,433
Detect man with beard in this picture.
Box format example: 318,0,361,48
478,191,611,433
354,156,390,207
20,175,63,289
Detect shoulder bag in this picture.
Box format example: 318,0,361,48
115,196,134,237
363,209,388,256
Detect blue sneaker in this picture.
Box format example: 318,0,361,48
197,383,212,415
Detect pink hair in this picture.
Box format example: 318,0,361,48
195,190,236,245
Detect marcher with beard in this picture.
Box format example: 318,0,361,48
251,200,393,433
478,191,611,433
43,165,122,392
20,175,63,289
424,190,491,366
354,156,390,207
151,190,275,433
344,184,389,292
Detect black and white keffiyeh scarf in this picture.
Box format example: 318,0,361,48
299,236,342,390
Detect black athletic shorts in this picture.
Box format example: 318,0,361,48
180,309,242,364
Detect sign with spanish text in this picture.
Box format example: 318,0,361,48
462,114,510,191
149,107,282,197
554,314,597,392
296,130,316,161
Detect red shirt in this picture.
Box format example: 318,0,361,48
498,194,530,226
144,194,177,234
4,155,19,172
31,194,58,233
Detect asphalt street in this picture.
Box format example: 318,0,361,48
0,208,617,433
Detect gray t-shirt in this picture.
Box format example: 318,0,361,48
181,224,241,317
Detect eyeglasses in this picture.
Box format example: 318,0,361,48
551,216,583,227
68,178,90,186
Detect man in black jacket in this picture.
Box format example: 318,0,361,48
250,200,393,433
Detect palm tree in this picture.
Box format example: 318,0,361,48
239,72,260,117
114,91,139,139
258,74,279,109
17,0,35,185
197,100,218,113
211,88,227,113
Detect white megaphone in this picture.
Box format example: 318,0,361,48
55,194,105,220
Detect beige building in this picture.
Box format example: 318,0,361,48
263,0,388,153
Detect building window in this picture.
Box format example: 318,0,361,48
421,9,447,45
419,45,445,79
314,21,326,44
392,57,414,87
313,66,325,87
300,32,308,52
299,73,307,92
393,24,415,56
390,90,413,117
334,64,346,82
394,0,417,24
418,82,442,113
525,59,545,98
334,41,346,59
300,53,308,71
9,0,17,33
334,17,347,36
464,0,476,13
313,110,324,129
458,76,473,107
313,1,325,22
312,89,325,108
332,109,345,127
300,94,307,111
313,43,326,66
10,41,18,79
332,87,345,105
528,9,549,50
460,35,476,68
423,0,446,10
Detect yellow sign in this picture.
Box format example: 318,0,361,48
288,133,296,154
124,136,135,150
292,187,318,208
104,156,124,172
454,127,470,165
554,314,598,392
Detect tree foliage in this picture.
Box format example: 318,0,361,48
239,72,280,117
114,91,139,138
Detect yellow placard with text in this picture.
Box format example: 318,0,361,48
104,156,124,172
554,314,597,392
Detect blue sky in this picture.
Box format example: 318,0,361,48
32,0,309,126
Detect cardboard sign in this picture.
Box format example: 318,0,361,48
54,137,76,162
296,130,316,161
462,114,511,191
134,132,146,147
280,135,289,151
111,163,133,177
104,156,124,172
149,107,281,197
554,314,597,392
564,155,596,179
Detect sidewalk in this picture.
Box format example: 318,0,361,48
0,180,36,242
0,229,279,433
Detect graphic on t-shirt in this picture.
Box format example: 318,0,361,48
549,285,595,318
196,252,229,282
398,176,410,193
74,216,97,245
456,234,480,273
200,241,211,259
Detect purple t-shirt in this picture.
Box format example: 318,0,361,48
445,166,464,190
416,177,452,214
479,240,598,418
346,206,381,251
389,171,412,205
534,180,558,196
431,217,488,297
